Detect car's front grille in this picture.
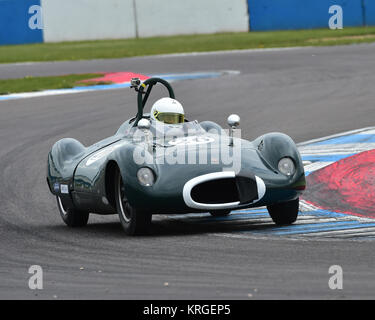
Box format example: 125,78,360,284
190,178,239,204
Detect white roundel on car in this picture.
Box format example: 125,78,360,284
86,144,121,166
168,136,214,146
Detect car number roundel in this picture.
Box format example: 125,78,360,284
168,136,214,146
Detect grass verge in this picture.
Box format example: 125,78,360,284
0,74,104,95
1,27,375,64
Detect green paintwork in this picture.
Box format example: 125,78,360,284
47,78,306,215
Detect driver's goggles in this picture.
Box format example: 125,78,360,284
154,112,184,124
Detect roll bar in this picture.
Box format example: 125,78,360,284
132,77,175,126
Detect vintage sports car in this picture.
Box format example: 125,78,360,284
47,77,306,235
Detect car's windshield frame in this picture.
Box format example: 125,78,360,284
125,119,206,145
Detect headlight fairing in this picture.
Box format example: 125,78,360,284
137,167,155,186
278,157,296,176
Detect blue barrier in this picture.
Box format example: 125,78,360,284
364,0,375,26
0,1,374,46
248,0,365,31
0,0,43,45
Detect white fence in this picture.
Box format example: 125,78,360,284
135,0,249,38
42,0,137,42
41,0,249,42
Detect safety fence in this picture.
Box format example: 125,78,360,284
1,0,374,45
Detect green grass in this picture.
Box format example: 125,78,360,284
1,27,375,64
2,27,375,94
0,74,104,95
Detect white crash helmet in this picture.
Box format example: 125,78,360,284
150,97,185,124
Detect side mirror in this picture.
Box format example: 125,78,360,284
138,118,151,131
227,114,240,146
138,118,152,149
227,114,240,128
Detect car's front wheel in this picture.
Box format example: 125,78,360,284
56,196,89,227
267,198,299,225
115,170,152,235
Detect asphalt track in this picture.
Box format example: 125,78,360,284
1,44,375,299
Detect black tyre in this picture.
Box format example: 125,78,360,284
209,209,231,217
115,170,152,235
56,196,89,227
267,198,299,225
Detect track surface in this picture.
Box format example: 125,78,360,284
1,44,375,299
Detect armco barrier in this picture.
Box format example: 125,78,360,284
248,0,365,31
0,0,43,45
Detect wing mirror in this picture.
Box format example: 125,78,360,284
138,118,151,131
227,114,240,146
227,114,240,128
138,118,152,147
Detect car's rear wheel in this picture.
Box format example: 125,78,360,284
267,198,299,225
115,170,152,235
56,196,89,227
209,209,231,217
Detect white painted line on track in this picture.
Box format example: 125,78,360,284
297,127,375,146
303,161,333,172
303,227,375,237
149,46,314,59
299,144,375,154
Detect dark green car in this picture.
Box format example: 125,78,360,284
47,78,306,235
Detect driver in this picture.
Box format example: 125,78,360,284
150,98,185,124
